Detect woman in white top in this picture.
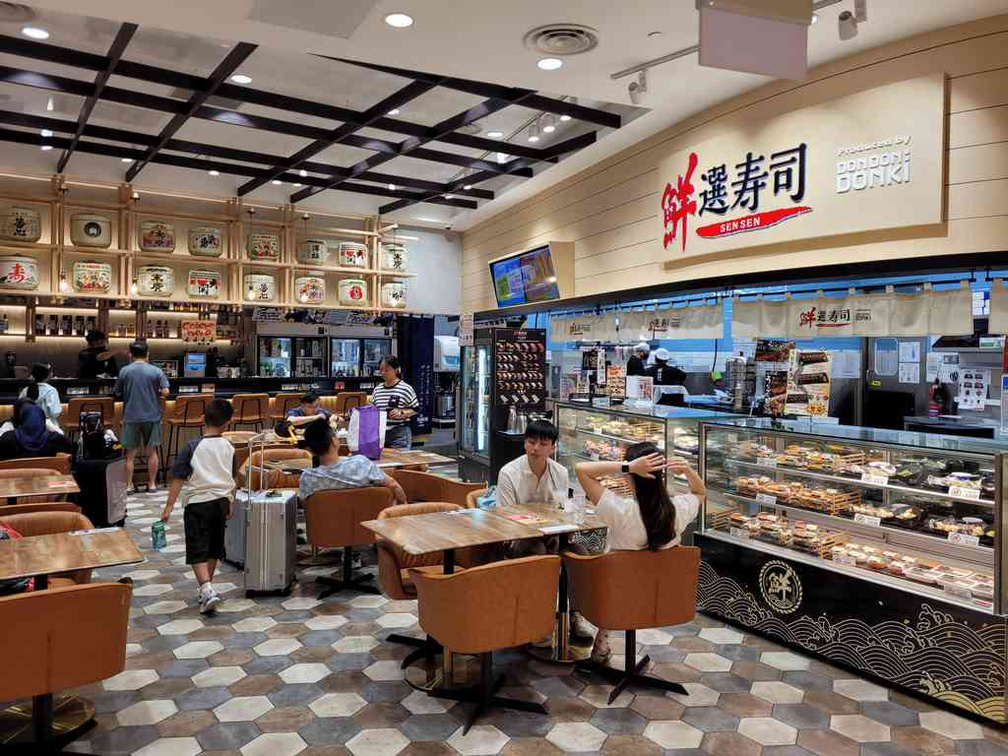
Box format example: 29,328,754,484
19,363,62,430
575,441,705,662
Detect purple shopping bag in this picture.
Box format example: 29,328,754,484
349,404,386,460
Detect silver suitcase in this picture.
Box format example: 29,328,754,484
224,494,248,568
241,488,298,595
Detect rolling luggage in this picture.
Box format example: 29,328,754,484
224,494,248,568
73,456,128,527
236,488,298,596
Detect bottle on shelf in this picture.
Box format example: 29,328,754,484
0,313,8,334
34,314,44,336
48,315,58,336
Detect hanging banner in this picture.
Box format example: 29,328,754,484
988,280,1008,335
620,303,723,341
550,313,617,343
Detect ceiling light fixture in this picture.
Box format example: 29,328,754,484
294,182,302,187
40,145,52,151
811,12,818,24
208,169,220,176
384,13,414,28
463,184,473,190
648,30,663,38
299,169,308,177
40,129,52,138
560,97,576,122
537,57,563,71
527,123,540,143
387,108,400,116
541,114,556,133
21,27,49,40
445,194,454,200
271,180,282,185
230,74,252,84
120,157,132,163
497,152,509,163
388,183,397,191
58,271,69,292
628,69,648,105
838,10,858,40
130,278,138,295
46,97,54,112
487,131,504,139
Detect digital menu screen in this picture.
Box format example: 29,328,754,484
489,245,561,307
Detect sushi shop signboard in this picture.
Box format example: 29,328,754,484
658,73,944,263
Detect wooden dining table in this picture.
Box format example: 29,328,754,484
0,527,143,750
0,473,79,506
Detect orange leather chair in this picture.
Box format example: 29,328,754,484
63,396,115,444
411,555,560,733
563,546,701,703
334,392,367,416
0,579,132,748
389,469,484,506
0,512,97,587
161,394,213,476
270,393,303,422
302,487,394,598
0,502,81,516
230,393,269,432
238,448,311,490
465,488,488,509
0,468,69,505
0,455,71,475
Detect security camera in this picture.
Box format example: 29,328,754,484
628,69,648,106
838,10,858,40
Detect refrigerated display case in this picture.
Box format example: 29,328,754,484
459,338,491,481
331,338,362,377
363,338,392,377
257,337,291,378
697,417,1007,722
292,337,327,378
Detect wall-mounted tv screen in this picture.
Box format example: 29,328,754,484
489,244,561,308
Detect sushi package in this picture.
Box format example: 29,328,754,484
786,349,832,417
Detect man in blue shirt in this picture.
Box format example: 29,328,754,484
288,392,329,419
114,341,169,492
298,420,405,505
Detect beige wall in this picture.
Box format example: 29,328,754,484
461,14,1008,313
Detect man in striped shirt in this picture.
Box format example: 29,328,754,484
371,355,420,450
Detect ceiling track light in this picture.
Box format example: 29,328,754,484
560,96,575,122
628,68,648,105
838,10,858,40
527,122,540,143
541,113,556,134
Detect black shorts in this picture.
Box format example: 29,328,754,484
184,497,228,565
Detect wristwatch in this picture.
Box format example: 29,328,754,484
621,463,630,473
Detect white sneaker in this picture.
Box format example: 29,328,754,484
198,585,222,614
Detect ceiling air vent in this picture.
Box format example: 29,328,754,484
523,24,599,57
0,3,36,22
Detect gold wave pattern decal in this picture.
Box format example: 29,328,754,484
698,562,1006,723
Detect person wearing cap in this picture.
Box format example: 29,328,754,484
627,342,649,377
646,348,687,386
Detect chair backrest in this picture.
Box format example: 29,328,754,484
388,469,444,503
171,394,213,424
272,393,303,418
0,581,132,701
378,502,459,569
563,546,700,631
67,396,114,424
375,502,460,600
411,555,561,655
0,501,81,516
465,488,488,509
442,479,486,507
0,510,94,536
0,468,68,502
0,455,71,475
238,448,311,490
334,392,367,416
231,393,269,423
303,487,393,548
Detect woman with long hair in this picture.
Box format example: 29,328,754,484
18,362,62,429
575,441,705,661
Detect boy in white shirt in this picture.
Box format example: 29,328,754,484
160,398,235,614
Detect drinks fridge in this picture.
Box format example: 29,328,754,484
293,337,328,378
458,335,491,481
362,338,392,376
257,337,291,377
331,338,362,377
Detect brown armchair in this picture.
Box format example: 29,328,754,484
237,448,310,491
0,512,97,588
0,580,132,748
390,469,484,505
0,502,81,516
0,455,71,475
563,546,701,703
303,487,393,598
410,555,560,733
0,468,69,505
334,392,367,416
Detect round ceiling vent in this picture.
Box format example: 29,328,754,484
0,3,36,22
523,24,599,57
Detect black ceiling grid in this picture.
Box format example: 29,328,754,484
0,30,622,214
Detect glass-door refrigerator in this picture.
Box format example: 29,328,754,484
331,338,362,377
258,337,291,377
458,334,491,482
362,338,392,376
293,337,328,378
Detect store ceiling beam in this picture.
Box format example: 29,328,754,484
325,57,623,130
125,42,257,181
57,22,137,173
238,79,439,196
290,95,521,204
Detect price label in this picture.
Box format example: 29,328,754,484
854,513,881,527
860,472,889,486
943,582,973,600
833,554,857,567
948,532,981,547
729,527,750,540
757,457,777,468
949,485,981,501
755,493,777,506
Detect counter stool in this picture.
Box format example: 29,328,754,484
271,393,302,423
161,394,212,480
335,392,367,416
63,397,114,445
230,393,269,432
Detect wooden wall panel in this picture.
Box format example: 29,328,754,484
462,16,1008,313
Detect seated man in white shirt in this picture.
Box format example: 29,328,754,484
496,419,568,513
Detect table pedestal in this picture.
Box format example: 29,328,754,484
0,694,95,750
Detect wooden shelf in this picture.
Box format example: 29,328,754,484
0,242,56,254
240,259,286,269
289,265,416,278
132,252,231,264
63,246,130,258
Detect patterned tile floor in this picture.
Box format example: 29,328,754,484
47,489,1008,755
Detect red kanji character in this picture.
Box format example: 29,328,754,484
661,152,699,252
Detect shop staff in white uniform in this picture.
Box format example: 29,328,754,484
371,355,419,450
575,441,704,662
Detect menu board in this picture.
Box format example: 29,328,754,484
180,320,215,344
606,365,626,400
494,329,546,410
785,350,832,417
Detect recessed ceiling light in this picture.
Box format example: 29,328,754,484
230,74,252,84
46,97,54,112
388,183,397,191
445,194,454,200
541,114,556,133
299,169,307,177
648,30,663,38
40,145,52,151
384,13,414,28
527,123,540,143
811,12,818,24
21,27,49,40
487,131,504,139
40,129,52,137
120,157,132,163
387,108,400,116
463,184,473,190
271,179,282,185
293,182,302,187
497,152,508,163
537,57,563,71
208,170,220,176
560,114,571,122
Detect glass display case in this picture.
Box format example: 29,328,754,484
293,337,327,378
331,338,362,377
459,342,491,477
257,337,291,377
697,417,1008,723
363,338,392,377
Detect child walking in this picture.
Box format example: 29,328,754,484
160,398,235,614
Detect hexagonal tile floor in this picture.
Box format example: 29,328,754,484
37,488,1008,755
